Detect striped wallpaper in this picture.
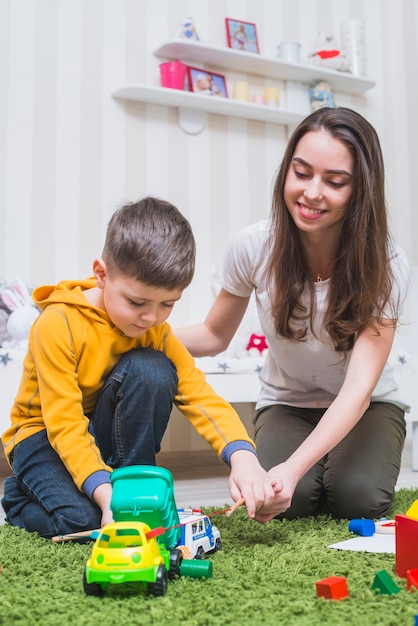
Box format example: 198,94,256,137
1,0,417,327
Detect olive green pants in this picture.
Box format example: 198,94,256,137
253,402,406,520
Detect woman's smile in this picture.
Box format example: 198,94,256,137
298,202,327,220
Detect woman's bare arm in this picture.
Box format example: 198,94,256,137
175,289,250,357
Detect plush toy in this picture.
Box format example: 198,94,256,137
309,32,346,71
246,333,268,356
1,278,40,347
0,309,9,346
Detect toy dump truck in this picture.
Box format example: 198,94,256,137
83,465,220,596
110,465,221,559
83,520,212,597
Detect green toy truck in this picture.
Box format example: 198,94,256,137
83,465,219,596
83,520,211,597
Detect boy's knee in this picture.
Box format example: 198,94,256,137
53,501,102,536
2,475,102,537
121,348,177,388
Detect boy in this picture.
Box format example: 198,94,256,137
1,197,275,537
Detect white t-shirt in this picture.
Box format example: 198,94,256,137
216,219,411,411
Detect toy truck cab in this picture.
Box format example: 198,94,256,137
178,509,222,559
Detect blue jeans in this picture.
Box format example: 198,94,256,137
1,348,177,537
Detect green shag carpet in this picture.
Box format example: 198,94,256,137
1,489,418,626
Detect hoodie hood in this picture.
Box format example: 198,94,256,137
33,278,111,325
33,278,96,308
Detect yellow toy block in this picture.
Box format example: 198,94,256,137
406,501,418,521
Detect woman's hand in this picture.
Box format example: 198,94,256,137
250,462,298,523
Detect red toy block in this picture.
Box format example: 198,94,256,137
396,514,418,578
316,576,349,600
406,568,418,591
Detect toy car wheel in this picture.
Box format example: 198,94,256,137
148,565,168,596
195,546,205,560
83,569,104,596
207,537,222,554
168,549,183,579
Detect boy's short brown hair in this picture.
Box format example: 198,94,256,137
102,197,196,289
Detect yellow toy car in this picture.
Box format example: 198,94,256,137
83,521,181,596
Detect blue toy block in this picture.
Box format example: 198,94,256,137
348,518,375,536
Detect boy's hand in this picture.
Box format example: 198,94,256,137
228,450,278,520
92,482,114,527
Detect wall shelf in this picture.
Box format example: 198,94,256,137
153,39,376,95
112,84,304,128
112,39,375,134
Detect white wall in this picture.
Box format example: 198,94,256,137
1,0,417,327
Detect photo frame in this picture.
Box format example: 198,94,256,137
187,66,228,98
225,18,259,54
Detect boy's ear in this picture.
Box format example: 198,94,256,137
92,259,108,288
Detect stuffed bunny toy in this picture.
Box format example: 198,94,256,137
1,278,40,347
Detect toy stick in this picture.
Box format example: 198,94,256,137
225,497,245,517
51,528,100,543
51,501,246,544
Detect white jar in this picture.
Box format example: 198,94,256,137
277,41,301,63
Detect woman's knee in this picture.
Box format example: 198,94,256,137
326,479,393,519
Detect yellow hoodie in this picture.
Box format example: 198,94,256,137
2,279,254,494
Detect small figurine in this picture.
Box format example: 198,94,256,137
178,17,200,41
309,81,336,111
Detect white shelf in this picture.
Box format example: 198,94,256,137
112,84,304,127
112,39,375,134
153,39,376,95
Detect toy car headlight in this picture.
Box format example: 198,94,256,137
95,553,105,565
131,552,141,564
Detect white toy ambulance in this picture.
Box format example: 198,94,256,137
177,508,222,559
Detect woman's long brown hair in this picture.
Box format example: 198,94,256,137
266,107,396,353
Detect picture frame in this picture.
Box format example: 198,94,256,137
187,66,228,98
225,18,259,54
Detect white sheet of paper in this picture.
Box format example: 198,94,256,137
329,533,395,554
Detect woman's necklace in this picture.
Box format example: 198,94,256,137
316,272,323,282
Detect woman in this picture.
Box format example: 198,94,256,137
176,107,410,522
